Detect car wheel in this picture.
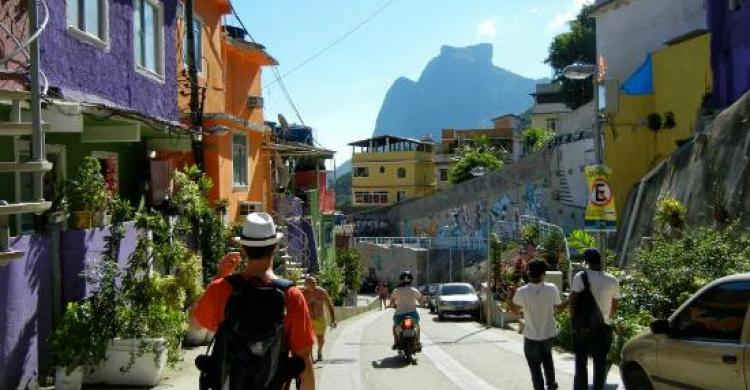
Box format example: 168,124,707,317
624,366,653,390
437,311,444,321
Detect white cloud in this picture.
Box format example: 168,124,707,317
478,18,498,38
547,0,591,32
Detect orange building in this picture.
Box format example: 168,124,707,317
176,0,276,220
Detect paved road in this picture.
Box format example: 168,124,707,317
317,308,622,390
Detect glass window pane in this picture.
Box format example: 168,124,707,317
194,20,202,72
233,134,247,186
672,281,750,343
143,2,156,71
67,0,80,28
134,0,143,66
84,0,100,38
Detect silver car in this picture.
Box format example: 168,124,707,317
436,283,481,320
620,273,750,390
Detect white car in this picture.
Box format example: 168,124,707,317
620,273,750,390
436,283,481,321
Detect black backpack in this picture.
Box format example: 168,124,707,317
196,276,304,390
571,271,607,338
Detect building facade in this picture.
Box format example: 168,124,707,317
349,136,436,207
707,0,750,108
592,0,710,217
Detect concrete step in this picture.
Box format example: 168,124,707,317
0,160,53,173
0,121,50,136
0,250,25,266
0,201,51,215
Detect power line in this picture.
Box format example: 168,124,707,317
263,0,397,90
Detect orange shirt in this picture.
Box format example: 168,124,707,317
193,277,316,355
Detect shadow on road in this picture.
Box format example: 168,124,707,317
322,358,358,365
371,356,413,369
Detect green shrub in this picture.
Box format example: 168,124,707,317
318,256,344,305
567,229,595,253
522,127,556,152
555,311,574,352
620,223,750,320
447,149,504,184
654,196,687,232
336,249,363,293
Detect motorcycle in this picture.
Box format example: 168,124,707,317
396,316,420,364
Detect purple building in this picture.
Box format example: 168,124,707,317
707,0,750,107
41,0,178,121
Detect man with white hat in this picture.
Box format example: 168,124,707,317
193,212,316,390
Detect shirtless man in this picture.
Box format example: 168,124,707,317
302,276,337,362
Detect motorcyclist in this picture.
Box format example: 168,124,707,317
388,271,422,350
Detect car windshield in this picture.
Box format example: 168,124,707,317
440,285,474,295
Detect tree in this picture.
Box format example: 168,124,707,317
447,135,505,184
522,127,556,152
335,174,352,208
545,5,596,109
336,249,363,294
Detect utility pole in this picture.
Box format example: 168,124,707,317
185,0,203,169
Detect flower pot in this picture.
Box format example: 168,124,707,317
70,211,92,230
91,211,111,227
55,366,84,390
84,338,167,387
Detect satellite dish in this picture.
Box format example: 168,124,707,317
278,114,290,137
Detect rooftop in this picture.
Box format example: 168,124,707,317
348,135,434,148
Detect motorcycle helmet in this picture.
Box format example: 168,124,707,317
399,271,414,284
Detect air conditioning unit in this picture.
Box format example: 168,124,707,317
247,96,264,108
238,201,263,216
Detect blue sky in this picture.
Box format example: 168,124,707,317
232,0,589,166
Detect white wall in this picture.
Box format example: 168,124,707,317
594,0,707,83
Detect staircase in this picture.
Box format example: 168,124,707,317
557,169,575,206
0,0,53,265
276,223,307,284
0,91,52,265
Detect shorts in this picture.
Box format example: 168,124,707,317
393,311,420,326
312,316,327,337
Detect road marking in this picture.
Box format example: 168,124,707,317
453,322,622,387
317,310,387,390
420,332,501,390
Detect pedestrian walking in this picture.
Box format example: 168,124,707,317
192,212,316,390
570,248,621,390
511,261,566,390
302,276,337,362
378,283,389,310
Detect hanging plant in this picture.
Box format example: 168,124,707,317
647,113,663,131
663,112,676,129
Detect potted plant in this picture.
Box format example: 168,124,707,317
66,157,110,229
49,301,103,390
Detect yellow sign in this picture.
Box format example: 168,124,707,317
584,166,617,232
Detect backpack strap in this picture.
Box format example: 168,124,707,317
582,271,591,291
269,278,295,292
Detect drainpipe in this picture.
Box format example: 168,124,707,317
185,0,203,169
618,160,666,267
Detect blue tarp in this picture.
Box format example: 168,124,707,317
621,54,654,95
268,121,314,145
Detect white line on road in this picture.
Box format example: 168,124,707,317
420,332,502,390
453,322,622,388
317,310,387,390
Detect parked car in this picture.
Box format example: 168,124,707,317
435,283,481,320
620,273,750,390
419,283,440,311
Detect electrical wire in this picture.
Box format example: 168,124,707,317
262,0,397,90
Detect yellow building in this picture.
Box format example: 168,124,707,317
604,32,712,216
349,136,436,207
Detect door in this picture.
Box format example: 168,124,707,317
654,281,750,390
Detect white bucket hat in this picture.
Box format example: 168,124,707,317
233,212,283,247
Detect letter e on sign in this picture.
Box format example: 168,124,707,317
590,180,612,207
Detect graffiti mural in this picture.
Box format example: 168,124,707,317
524,183,549,220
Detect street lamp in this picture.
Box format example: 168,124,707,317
562,62,607,259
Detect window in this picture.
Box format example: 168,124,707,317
397,191,406,202
546,118,557,131
232,133,248,187
671,281,750,343
353,167,369,178
182,13,203,73
397,167,406,178
379,166,385,174
354,191,388,204
134,0,164,77
439,169,449,182
67,0,108,43
374,192,388,204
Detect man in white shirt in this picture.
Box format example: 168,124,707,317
569,249,621,390
512,261,566,390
